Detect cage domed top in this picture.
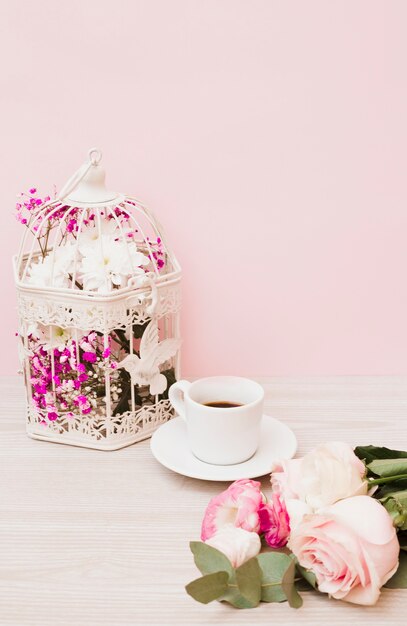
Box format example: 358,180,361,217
14,148,180,297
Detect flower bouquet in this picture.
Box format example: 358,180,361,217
186,442,407,608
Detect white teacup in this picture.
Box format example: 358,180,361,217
168,376,264,465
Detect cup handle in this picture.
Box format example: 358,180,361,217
169,380,191,421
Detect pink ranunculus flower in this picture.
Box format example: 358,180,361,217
271,441,369,510
289,496,399,606
201,479,264,541
258,493,290,548
205,525,261,568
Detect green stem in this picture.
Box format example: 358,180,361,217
227,577,302,590
368,473,407,486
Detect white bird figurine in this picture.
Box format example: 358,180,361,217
117,319,180,395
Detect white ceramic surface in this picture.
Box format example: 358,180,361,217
150,414,297,481
168,376,264,464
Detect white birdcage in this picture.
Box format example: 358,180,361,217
13,149,181,450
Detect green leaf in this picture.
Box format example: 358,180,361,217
190,541,233,577
221,587,258,609
354,445,407,465
186,571,229,604
257,551,293,602
376,480,407,496
384,551,407,589
368,459,407,477
235,557,262,607
281,559,303,608
296,563,318,590
380,491,407,530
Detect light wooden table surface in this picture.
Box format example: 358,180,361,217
1,375,406,626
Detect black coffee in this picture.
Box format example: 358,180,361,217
203,401,243,408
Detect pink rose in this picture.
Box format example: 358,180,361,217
289,496,399,606
201,479,264,541
258,493,290,548
272,441,368,510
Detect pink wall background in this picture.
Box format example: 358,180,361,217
1,1,407,377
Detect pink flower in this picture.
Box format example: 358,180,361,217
206,525,261,568
80,341,93,352
271,441,368,510
289,496,399,606
82,352,97,363
201,479,264,541
102,347,111,358
258,493,290,548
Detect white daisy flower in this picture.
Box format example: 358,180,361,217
80,237,149,292
26,243,77,288
40,325,74,351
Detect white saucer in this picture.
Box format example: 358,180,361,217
150,414,297,481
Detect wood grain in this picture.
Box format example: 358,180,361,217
0,375,406,625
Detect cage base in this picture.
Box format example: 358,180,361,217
26,427,157,451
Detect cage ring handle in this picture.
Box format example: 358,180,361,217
57,147,103,201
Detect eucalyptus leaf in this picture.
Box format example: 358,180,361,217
281,559,303,608
380,491,407,530
235,557,262,606
186,571,229,604
220,567,259,608
354,445,407,465
221,586,258,609
296,563,318,590
368,458,407,478
190,541,233,577
257,551,293,602
384,551,407,589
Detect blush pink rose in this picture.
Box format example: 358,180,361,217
289,496,399,606
201,479,264,541
271,441,369,510
258,493,290,548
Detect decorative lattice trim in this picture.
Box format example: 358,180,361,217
27,398,174,444
17,284,181,332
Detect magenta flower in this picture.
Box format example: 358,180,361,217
201,479,264,541
82,351,97,363
75,394,88,405
258,493,290,548
102,347,111,358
